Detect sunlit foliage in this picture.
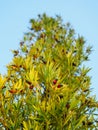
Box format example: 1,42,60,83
0,14,98,129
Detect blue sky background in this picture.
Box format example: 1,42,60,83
0,0,98,99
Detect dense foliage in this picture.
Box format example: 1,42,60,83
0,14,98,129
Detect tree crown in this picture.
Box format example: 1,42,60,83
0,14,98,129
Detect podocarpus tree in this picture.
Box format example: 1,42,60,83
0,14,98,130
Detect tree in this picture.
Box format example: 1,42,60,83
0,14,98,130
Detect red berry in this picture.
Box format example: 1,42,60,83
66,103,70,109
29,85,34,89
26,80,32,85
53,79,57,85
57,84,61,88
20,89,24,93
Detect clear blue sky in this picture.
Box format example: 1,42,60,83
0,0,98,99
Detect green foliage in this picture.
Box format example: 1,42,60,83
0,14,98,129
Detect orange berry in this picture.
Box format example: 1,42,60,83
9,89,17,94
